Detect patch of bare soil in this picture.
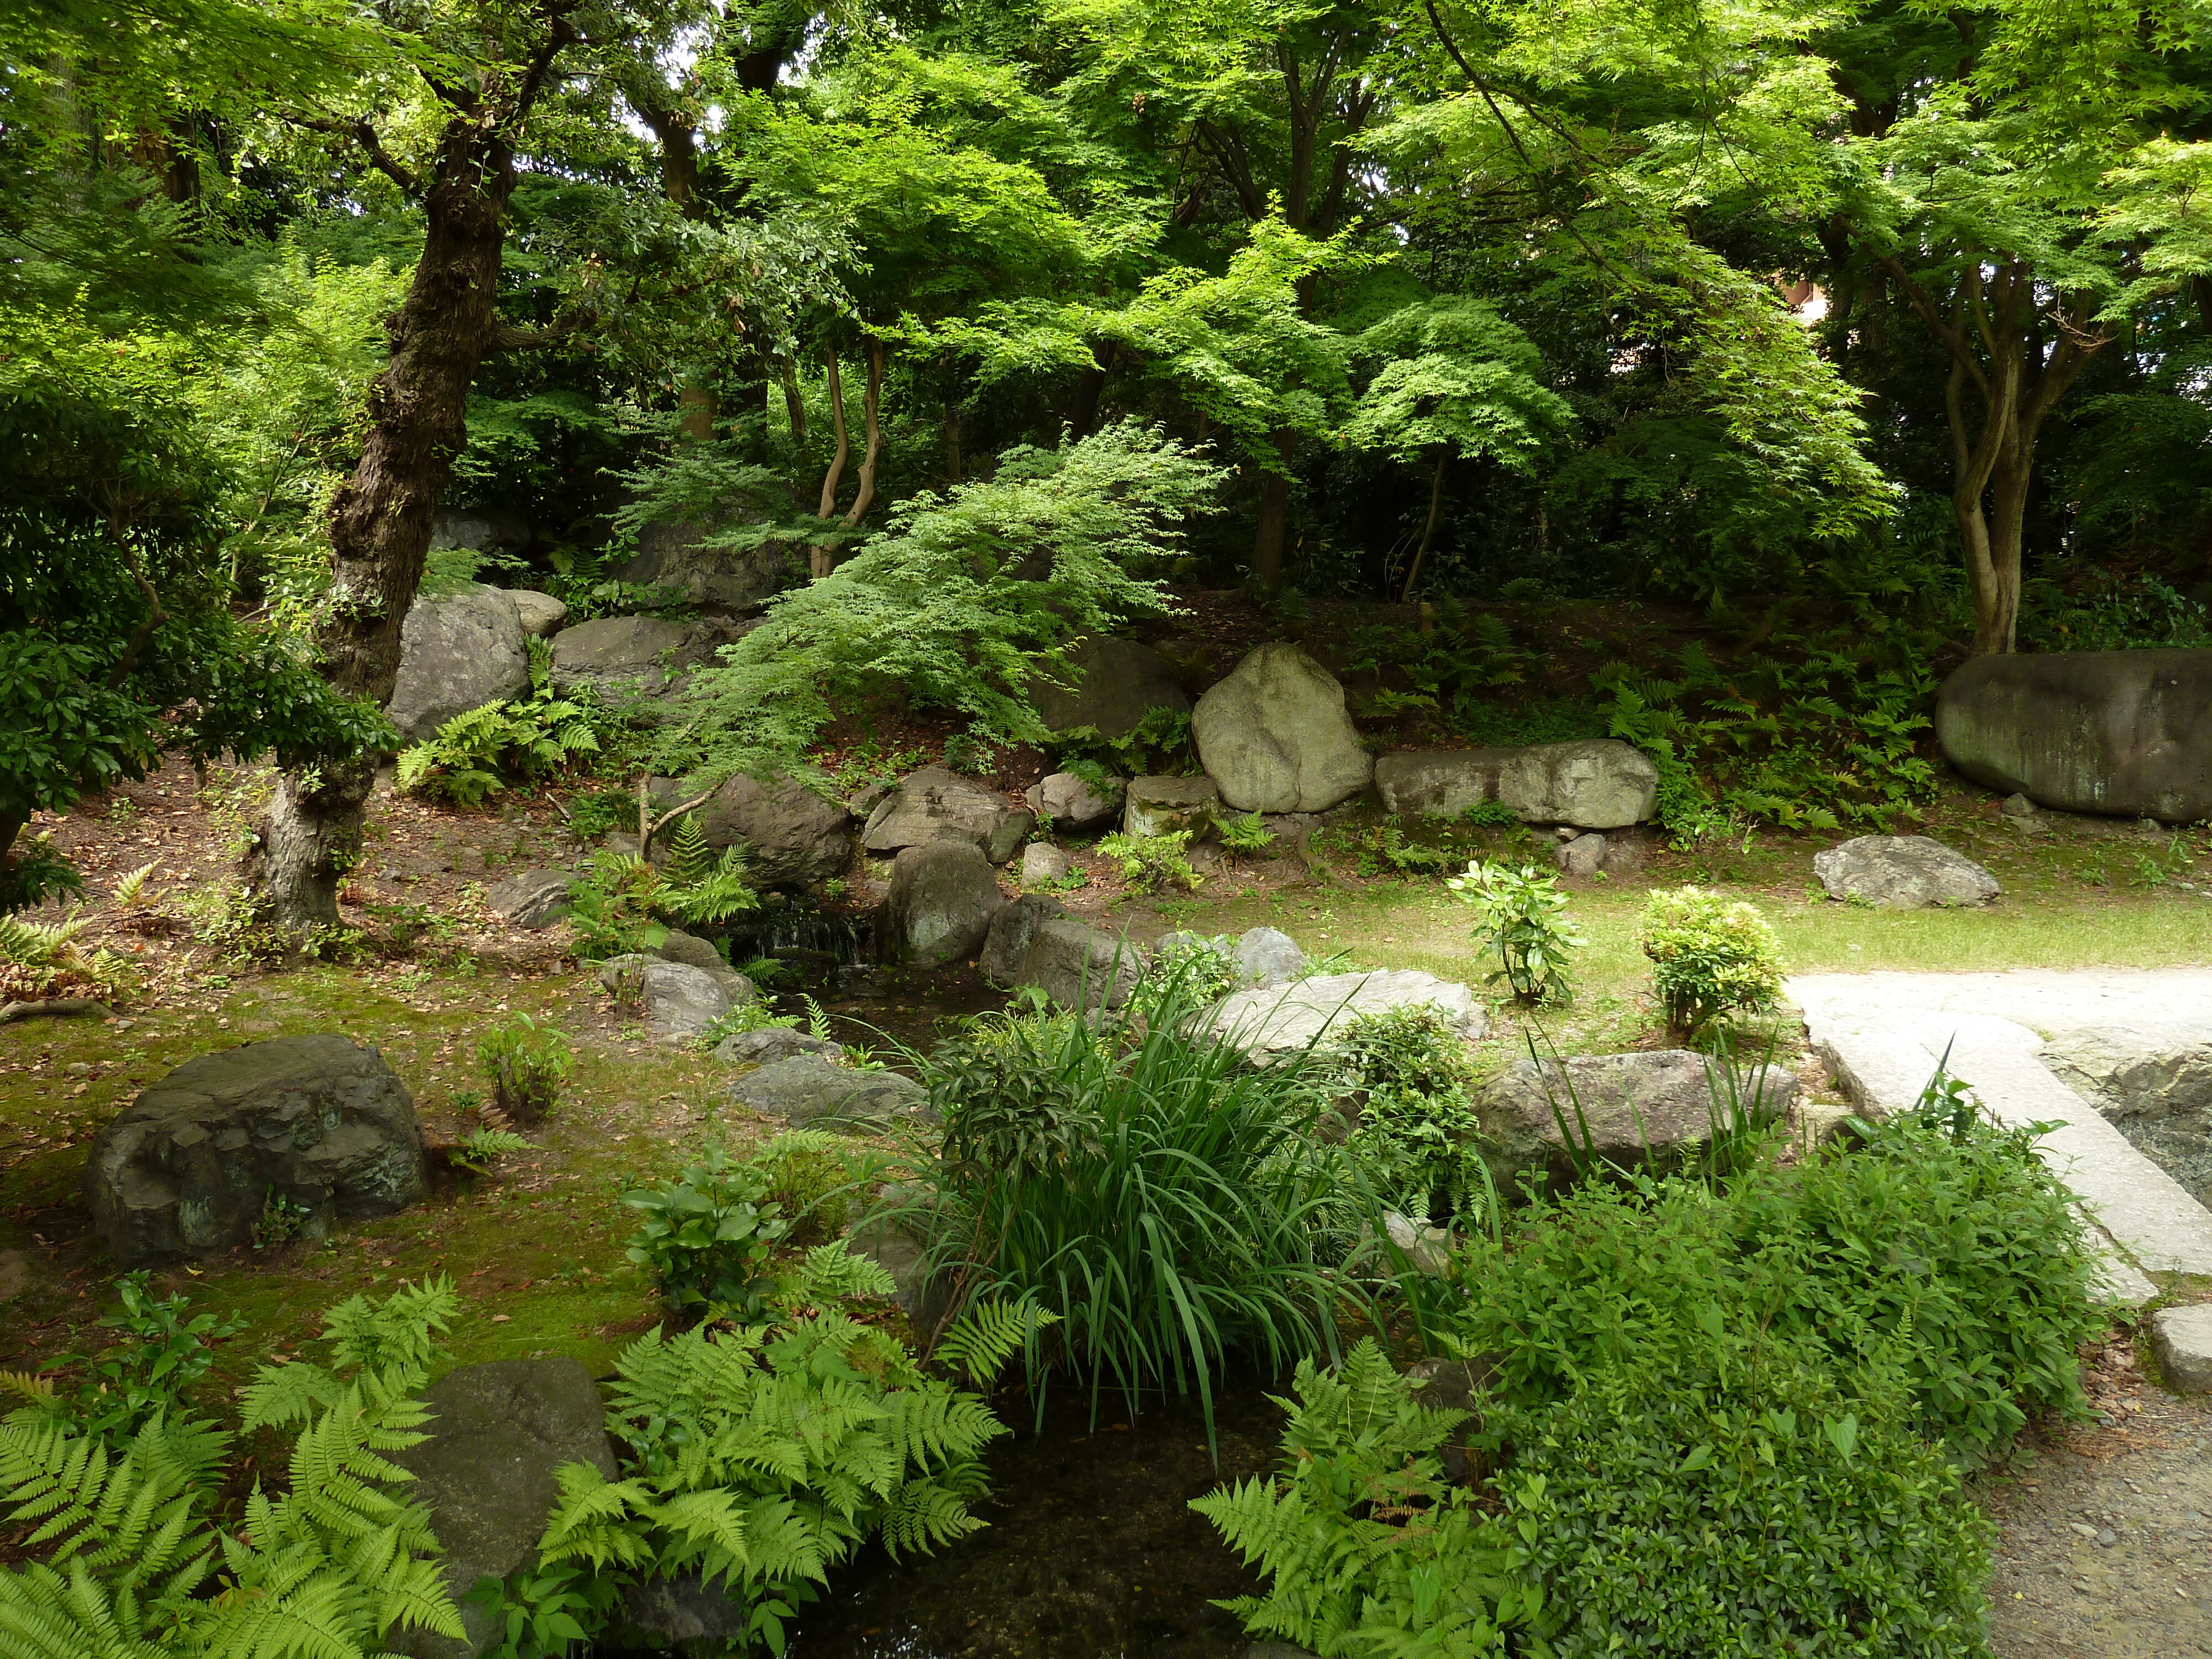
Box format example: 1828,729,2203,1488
1986,1332,2212,1657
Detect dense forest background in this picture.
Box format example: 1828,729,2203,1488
5,0,2211,919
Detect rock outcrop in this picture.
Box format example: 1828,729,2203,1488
1025,771,1125,833
1123,774,1222,838
389,1357,620,1659
384,586,531,743
1207,970,1487,1066
596,956,736,1039
84,1036,427,1266
722,1055,935,1133
1374,740,1657,829
1936,649,2212,823
879,840,1005,965
486,870,571,930
1478,1049,1799,1189
1192,643,1373,813
548,615,748,713
1812,835,2001,908
978,899,1144,1013
863,766,1032,864
1032,636,1192,738
690,772,855,889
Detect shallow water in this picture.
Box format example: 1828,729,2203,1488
785,1380,1285,1659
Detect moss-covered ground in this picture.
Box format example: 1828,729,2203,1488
4,753,2208,1428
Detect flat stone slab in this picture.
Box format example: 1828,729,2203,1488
1794,969,2212,1300
2151,1305,2212,1392
1206,969,1487,1065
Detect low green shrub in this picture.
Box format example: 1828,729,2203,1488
1096,828,1199,893
395,691,601,807
566,851,670,959
620,1144,792,1319
1216,810,1276,862
1133,932,1241,1020
1198,1104,2107,1658
749,1130,869,1244
477,1013,573,1125
655,814,759,927
16,1271,243,1446
1639,884,1784,1032
1328,1003,1485,1223
1447,858,1582,1003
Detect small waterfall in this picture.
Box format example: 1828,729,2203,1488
714,903,873,976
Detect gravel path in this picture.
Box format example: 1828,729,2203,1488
1986,1333,2212,1656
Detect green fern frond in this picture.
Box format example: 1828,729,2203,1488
877,1478,985,1560
0,913,89,970
932,1300,1060,1388
783,1243,896,1310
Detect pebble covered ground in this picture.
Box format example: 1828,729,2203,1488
1987,1328,2212,1656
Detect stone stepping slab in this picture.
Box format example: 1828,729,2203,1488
1795,970,2212,1303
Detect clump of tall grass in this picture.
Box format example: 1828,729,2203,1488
886,963,1375,1442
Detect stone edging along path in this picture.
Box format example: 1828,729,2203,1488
1792,969,2212,1306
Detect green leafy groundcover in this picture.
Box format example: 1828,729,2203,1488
1199,1110,2107,1658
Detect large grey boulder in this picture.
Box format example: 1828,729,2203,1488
1025,770,1125,833
1375,740,1657,829
1032,636,1192,738
84,1036,427,1267
1207,970,1487,1066
864,766,1032,864
655,930,755,1005
1020,841,1073,885
429,509,531,560
1813,835,2001,908
389,1357,619,1659
1478,1050,1799,1190
486,869,570,930
384,586,530,743
1936,649,2212,823
713,1027,839,1067
596,956,734,1039
690,772,854,889
619,508,789,613
505,589,567,638
1155,926,1306,991
981,911,1145,1013
722,1054,935,1133
879,840,1005,966
1193,643,1373,813
978,893,1066,983
548,615,747,713
1124,774,1222,838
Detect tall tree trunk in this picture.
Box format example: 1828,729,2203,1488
1872,253,2104,656
252,27,572,936
781,360,807,448
1402,448,1448,603
678,385,716,440
1249,429,1296,589
842,340,885,529
1067,342,1116,439
813,352,849,577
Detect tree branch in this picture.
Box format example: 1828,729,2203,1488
293,114,420,196
105,533,167,690
486,319,579,355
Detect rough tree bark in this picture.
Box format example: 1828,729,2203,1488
813,350,849,576
1871,251,2104,655
252,13,576,936
841,339,885,528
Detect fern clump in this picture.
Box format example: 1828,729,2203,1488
538,1297,1008,1653
0,909,126,1004
395,689,601,807
1192,1339,1548,1656
655,814,758,926
0,1277,467,1658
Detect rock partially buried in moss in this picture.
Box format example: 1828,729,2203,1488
83,1035,427,1267
723,1053,936,1133
1207,970,1486,1065
596,954,735,1039
1478,1049,1800,1191
388,1357,620,1659
1812,834,2000,908
1123,774,1222,838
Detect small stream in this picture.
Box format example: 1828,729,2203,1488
785,1380,1285,1659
